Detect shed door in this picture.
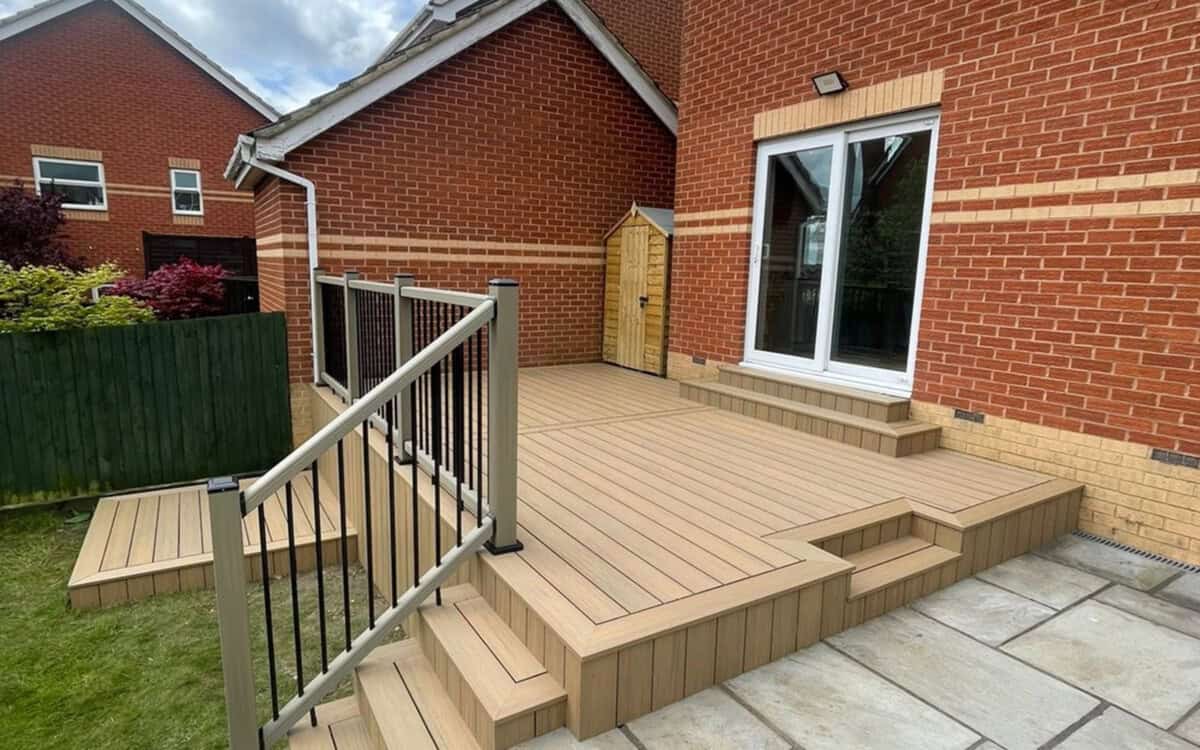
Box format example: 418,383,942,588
616,224,651,369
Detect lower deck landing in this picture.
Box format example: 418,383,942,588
68,473,357,609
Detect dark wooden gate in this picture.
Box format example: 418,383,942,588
142,233,259,314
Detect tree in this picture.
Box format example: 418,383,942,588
0,182,84,270
110,257,229,320
0,263,153,333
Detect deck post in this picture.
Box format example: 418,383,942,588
343,270,361,400
311,266,327,384
485,278,523,554
394,274,416,461
207,477,258,750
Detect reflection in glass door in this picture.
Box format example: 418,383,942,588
745,111,938,393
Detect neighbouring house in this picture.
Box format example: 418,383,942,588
224,0,679,437
0,0,277,279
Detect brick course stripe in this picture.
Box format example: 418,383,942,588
934,169,1199,202
675,208,753,222
932,198,1199,224
675,223,752,237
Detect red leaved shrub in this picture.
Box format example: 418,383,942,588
111,257,228,320
0,182,84,270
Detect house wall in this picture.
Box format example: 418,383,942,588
586,0,681,100
672,0,1200,563
0,0,265,275
255,3,677,389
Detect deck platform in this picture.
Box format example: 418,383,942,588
68,473,357,609
311,363,1082,743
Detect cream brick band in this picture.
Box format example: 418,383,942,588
31,144,103,161
754,70,944,141
168,157,202,170
257,234,606,266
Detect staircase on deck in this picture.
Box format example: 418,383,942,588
287,365,1083,750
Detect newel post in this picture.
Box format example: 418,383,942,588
343,270,361,400
486,278,523,554
394,273,416,461
207,477,258,750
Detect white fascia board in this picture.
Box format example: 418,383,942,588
555,0,677,134
0,0,279,121
258,0,549,159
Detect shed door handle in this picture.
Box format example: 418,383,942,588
639,296,649,308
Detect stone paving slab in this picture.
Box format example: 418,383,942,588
911,578,1055,645
1095,585,1200,640
828,608,1097,750
1160,573,1200,611
726,643,978,750
514,729,636,749
1004,600,1200,728
1176,709,1200,745
1056,706,1196,750
625,687,789,750
976,553,1108,609
1038,536,1178,590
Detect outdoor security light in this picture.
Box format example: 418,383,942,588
812,71,848,96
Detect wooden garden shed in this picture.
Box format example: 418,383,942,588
602,204,673,375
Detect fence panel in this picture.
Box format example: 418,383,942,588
0,313,292,506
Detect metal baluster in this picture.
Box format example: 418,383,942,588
442,303,450,473
466,326,473,495
431,350,443,606
386,399,398,607
453,340,465,547
311,461,328,674
337,440,351,651
476,328,483,519
363,420,375,629
284,481,307,718
410,375,420,588
257,504,279,720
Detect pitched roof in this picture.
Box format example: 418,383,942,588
226,0,675,183
0,0,279,121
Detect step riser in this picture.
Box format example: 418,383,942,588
681,381,940,457
718,368,911,422
844,558,960,628
815,514,914,557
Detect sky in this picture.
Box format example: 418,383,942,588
0,0,427,113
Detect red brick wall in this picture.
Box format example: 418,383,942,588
586,0,681,99
674,0,1200,454
0,0,266,275
260,3,676,382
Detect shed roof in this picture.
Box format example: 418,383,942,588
605,203,674,239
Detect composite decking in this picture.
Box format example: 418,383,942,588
492,364,1050,626
68,472,356,609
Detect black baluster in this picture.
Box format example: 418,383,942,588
311,461,328,673
386,399,398,607
284,481,306,707
476,328,483,520
337,439,351,651
431,351,443,607
466,326,473,495
363,420,375,629
257,504,279,720
410,376,420,588
453,340,465,547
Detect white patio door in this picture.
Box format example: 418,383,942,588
744,109,940,395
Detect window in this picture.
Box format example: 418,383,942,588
33,157,106,210
170,169,203,215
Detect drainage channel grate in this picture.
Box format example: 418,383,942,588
1072,530,1200,574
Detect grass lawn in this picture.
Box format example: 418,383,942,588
0,506,399,749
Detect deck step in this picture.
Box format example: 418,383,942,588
356,640,481,750
680,380,940,457
847,538,961,600
417,584,566,750
719,364,911,422
288,697,370,750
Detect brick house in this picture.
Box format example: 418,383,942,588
224,0,679,432
229,0,1198,567
0,0,277,277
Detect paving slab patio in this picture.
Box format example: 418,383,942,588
624,687,790,750
1161,573,1200,610
1004,600,1200,729
1177,710,1200,745
975,553,1108,609
1096,585,1200,640
1055,706,1196,750
828,608,1098,749
1038,536,1179,590
515,728,637,749
726,643,978,750
910,577,1055,645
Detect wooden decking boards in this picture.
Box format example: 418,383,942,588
68,473,357,609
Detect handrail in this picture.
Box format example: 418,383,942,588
243,299,495,511
402,286,492,308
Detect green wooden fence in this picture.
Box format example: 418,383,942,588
0,313,292,507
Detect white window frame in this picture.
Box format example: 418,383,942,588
170,168,204,216
743,108,941,396
32,156,107,211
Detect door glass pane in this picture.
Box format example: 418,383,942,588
830,130,931,371
755,146,832,359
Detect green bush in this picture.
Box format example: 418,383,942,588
0,263,154,333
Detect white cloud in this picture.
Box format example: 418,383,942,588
0,0,428,113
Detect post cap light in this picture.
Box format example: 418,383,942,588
812,71,848,96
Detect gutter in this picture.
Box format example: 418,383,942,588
230,137,321,384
